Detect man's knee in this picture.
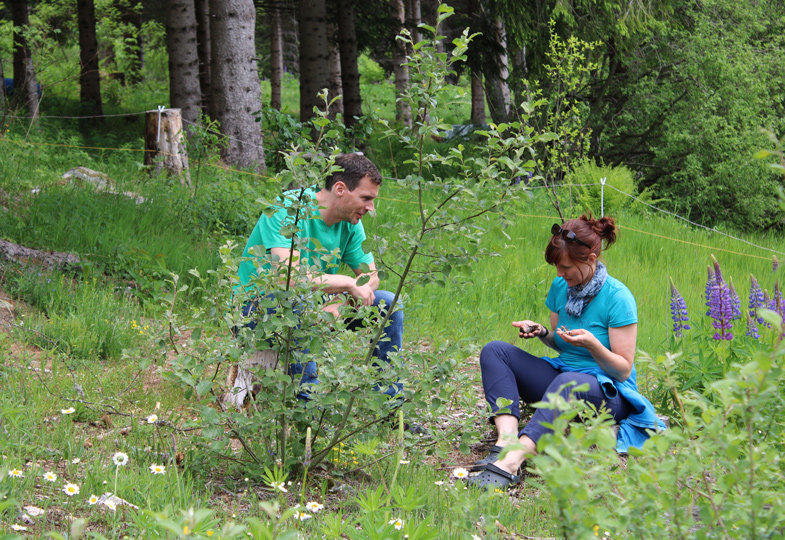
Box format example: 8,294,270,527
373,290,403,322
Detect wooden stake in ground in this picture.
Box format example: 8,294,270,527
144,107,191,186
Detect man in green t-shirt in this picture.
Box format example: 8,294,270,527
235,153,403,397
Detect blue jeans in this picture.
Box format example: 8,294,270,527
239,289,404,399
479,340,632,443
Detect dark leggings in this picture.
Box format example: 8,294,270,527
479,340,632,443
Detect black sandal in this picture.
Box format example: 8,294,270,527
470,445,504,472
465,463,522,490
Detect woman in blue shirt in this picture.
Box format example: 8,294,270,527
468,215,663,489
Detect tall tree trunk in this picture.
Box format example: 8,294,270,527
470,70,485,125
195,0,212,114
391,0,411,128
210,0,266,169
509,43,526,120
269,3,283,110
281,7,299,74
336,0,361,126
167,0,202,128
481,8,511,124
8,0,39,119
0,54,5,109
77,0,103,117
326,20,343,117
405,0,421,46
297,0,330,122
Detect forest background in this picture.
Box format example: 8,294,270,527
1,0,785,538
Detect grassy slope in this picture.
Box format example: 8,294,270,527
1,54,784,537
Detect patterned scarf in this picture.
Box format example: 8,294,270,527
565,261,607,317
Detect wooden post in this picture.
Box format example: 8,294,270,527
144,107,191,186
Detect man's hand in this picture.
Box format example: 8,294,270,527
350,280,375,306
512,320,546,339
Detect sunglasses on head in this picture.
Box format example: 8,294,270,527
551,223,592,249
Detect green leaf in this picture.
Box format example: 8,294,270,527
195,380,212,397
356,274,370,286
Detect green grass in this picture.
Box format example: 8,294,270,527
1,54,784,537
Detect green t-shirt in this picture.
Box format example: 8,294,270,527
236,187,374,291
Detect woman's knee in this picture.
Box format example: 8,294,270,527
479,340,512,371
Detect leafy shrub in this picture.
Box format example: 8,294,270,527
359,52,387,85
566,160,647,217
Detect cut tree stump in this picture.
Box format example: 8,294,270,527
144,107,191,186
0,239,81,271
223,349,281,409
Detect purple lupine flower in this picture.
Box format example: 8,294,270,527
774,255,779,272
728,279,742,320
771,282,784,319
749,274,766,325
669,279,691,337
705,265,716,316
708,258,733,340
746,313,760,339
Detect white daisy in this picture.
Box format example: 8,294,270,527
146,414,158,424
24,505,44,517
61,407,76,415
11,524,28,531
88,494,99,505
389,518,404,530
63,483,80,496
399,459,410,465
71,458,81,464
434,480,445,486
43,471,57,482
452,467,469,479
305,501,324,513
9,468,24,478
270,481,288,493
112,452,129,466
104,499,117,511
293,510,312,521
149,464,166,475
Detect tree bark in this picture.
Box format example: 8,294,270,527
167,0,202,128
470,70,485,125
405,0,422,47
210,0,266,169
298,0,330,122
195,0,212,114
281,7,299,74
481,8,511,124
326,20,343,117
8,0,39,119
77,0,103,118
0,239,81,271
269,3,284,110
0,54,5,108
336,0,361,126
145,108,191,183
391,0,412,128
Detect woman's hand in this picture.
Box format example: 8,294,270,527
556,327,599,349
512,320,546,339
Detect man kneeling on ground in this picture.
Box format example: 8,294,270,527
230,153,403,404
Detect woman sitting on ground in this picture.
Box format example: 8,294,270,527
468,215,665,490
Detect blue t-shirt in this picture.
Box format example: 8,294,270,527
545,275,638,372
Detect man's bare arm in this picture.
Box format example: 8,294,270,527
270,247,376,304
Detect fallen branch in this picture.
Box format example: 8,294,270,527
0,238,81,271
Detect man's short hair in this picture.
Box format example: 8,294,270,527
325,153,382,191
